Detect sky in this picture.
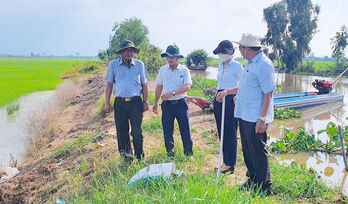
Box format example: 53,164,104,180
0,0,347,58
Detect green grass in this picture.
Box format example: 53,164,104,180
6,100,20,115
52,133,94,160
0,58,98,108
57,145,339,203
188,77,217,99
142,116,163,135
271,162,335,202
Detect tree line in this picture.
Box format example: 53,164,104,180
99,0,347,76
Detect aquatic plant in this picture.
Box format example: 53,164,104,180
274,108,302,120
269,122,348,154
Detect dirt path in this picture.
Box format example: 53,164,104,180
0,71,247,203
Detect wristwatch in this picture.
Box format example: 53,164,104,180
259,116,266,122
171,90,176,96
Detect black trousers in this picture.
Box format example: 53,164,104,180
239,119,271,189
161,98,193,156
114,96,144,160
213,92,238,167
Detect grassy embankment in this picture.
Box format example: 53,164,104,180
48,118,342,203
0,58,99,108
45,76,345,203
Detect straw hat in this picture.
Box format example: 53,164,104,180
233,33,262,47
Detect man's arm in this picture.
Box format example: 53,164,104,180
160,84,191,101
142,83,149,112
105,82,113,113
255,91,273,133
153,84,163,114
216,87,238,102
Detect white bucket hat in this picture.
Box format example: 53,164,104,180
233,33,263,47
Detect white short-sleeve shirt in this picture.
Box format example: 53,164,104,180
155,64,192,100
217,58,243,90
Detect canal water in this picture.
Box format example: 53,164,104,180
0,91,55,171
191,67,348,195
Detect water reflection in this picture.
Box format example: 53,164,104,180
277,152,348,195
0,91,54,170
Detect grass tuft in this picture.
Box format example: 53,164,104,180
6,101,20,115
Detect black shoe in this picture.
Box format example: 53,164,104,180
214,166,234,174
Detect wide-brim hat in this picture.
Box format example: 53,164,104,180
161,44,184,58
116,40,140,54
213,40,235,55
233,33,263,48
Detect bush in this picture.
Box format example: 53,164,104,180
186,49,209,67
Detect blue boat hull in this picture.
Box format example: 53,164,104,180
274,92,344,109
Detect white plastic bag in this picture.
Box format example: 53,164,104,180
128,163,176,186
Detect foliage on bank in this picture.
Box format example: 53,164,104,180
274,108,302,120
186,49,209,68
99,17,165,74
59,62,105,79
269,121,348,153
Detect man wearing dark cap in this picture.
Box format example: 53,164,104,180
213,40,242,174
153,44,194,159
105,40,149,161
217,33,276,194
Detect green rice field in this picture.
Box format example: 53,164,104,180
0,58,98,108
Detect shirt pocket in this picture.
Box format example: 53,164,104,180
173,73,185,87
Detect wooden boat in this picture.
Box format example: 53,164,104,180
188,64,207,70
187,92,344,110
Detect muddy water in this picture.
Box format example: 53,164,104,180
191,67,348,194
0,91,54,170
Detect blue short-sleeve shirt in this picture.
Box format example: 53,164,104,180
105,58,149,98
217,58,243,90
234,52,276,123
155,64,192,100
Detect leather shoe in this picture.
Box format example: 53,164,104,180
214,166,234,174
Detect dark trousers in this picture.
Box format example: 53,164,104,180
239,119,271,189
213,92,238,167
161,98,193,156
114,96,144,160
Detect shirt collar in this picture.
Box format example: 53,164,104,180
119,58,135,66
248,52,262,64
167,63,182,71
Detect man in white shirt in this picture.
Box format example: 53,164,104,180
153,44,193,159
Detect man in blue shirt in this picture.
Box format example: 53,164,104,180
153,44,194,159
105,40,149,161
217,33,276,194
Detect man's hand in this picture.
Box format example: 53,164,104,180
216,90,227,102
161,92,173,101
143,101,149,112
105,103,112,113
153,102,159,114
255,120,267,133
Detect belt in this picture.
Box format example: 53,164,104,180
115,96,140,102
164,98,185,105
